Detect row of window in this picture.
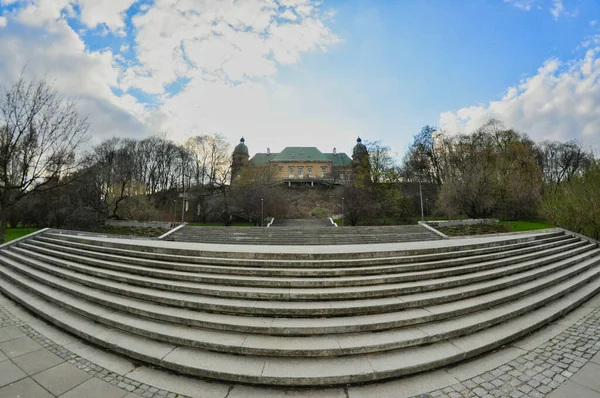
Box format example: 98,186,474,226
285,166,345,180
287,166,327,178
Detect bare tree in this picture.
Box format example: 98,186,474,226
0,74,89,242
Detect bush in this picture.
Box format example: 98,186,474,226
540,161,600,240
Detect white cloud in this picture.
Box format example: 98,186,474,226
439,41,600,152
550,0,565,20
0,0,343,151
0,16,6,27
7,0,136,31
504,0,537,11
124,0,338,92
0,17,148,144
590,20,598,27
504,0,575,19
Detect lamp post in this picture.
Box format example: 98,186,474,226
261,198,264,227
181,172,190,224
419,179,424,222
173,200,177,224
341,197,344,227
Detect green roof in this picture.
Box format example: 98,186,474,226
324,152,352,167
249,153,279,166
270,147,329,162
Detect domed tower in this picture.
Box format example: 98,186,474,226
352,137,371,184
231,137,249,182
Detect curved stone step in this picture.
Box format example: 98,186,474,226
0,273,598,385
5,241,593,301
23,235,577,284
0,255,598,357
43,230,564,261
1,247,598,329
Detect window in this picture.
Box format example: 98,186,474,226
307,167,312,177
321,166,327,177
289,167,294,178
298,167,304,177
339,173,344,180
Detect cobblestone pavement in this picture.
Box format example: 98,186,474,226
416,306,600,398
2,299,600,397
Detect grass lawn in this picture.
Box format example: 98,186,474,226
499,220,554,232
5,228,39,242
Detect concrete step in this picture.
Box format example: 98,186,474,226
43,230,564,261
0,272,598,385
4,240,594,302
26,234,575,279
0,254,598,357
1,246,598,324
165,225,443,245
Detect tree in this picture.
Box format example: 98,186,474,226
540,159,600,239
538,140,593,192
435,122,542,219
403,125,449,185
0,74,89,242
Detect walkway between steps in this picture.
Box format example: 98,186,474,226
1,291,600,397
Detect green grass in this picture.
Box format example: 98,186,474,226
499,220,554,232
6,228,39,242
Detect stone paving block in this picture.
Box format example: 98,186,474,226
0,377,53,398
0,350,7,363
348,369,459,398
64,341,136,375
446,347,526,382
12,347,64,375
0,360,28,388
125,366,231,398
569,361,600,393
228,385,346,398
32,362,92,395
59,376,129,398
0,335,42,358
547,380,600,398
0,325,25,343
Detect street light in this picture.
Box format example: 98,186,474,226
261,198,264,227
342,197,344,227
173,200,177,224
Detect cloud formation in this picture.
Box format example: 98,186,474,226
504,0,573,20
0,0,342,152
440,37,600,152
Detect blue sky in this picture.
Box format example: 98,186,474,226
0,0,599,157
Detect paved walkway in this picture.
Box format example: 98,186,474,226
1,291,600,398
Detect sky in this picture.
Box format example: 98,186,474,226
1,0,599,159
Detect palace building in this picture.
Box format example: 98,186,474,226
232,137,369,186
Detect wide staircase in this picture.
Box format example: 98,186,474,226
0,229,599,386
165,224,441,244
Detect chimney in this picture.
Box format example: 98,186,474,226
333,147,337,155
267,147,270,155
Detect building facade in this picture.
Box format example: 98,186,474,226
232,138,368,186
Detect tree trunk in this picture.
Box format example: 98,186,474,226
0,205,8,244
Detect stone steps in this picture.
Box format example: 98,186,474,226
0,229,599,386
3,240,595,304
24,234,576,282
0,254,599,358
42,230,565,263
165,225,442,245
32,233,571,276
0,273,598,385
